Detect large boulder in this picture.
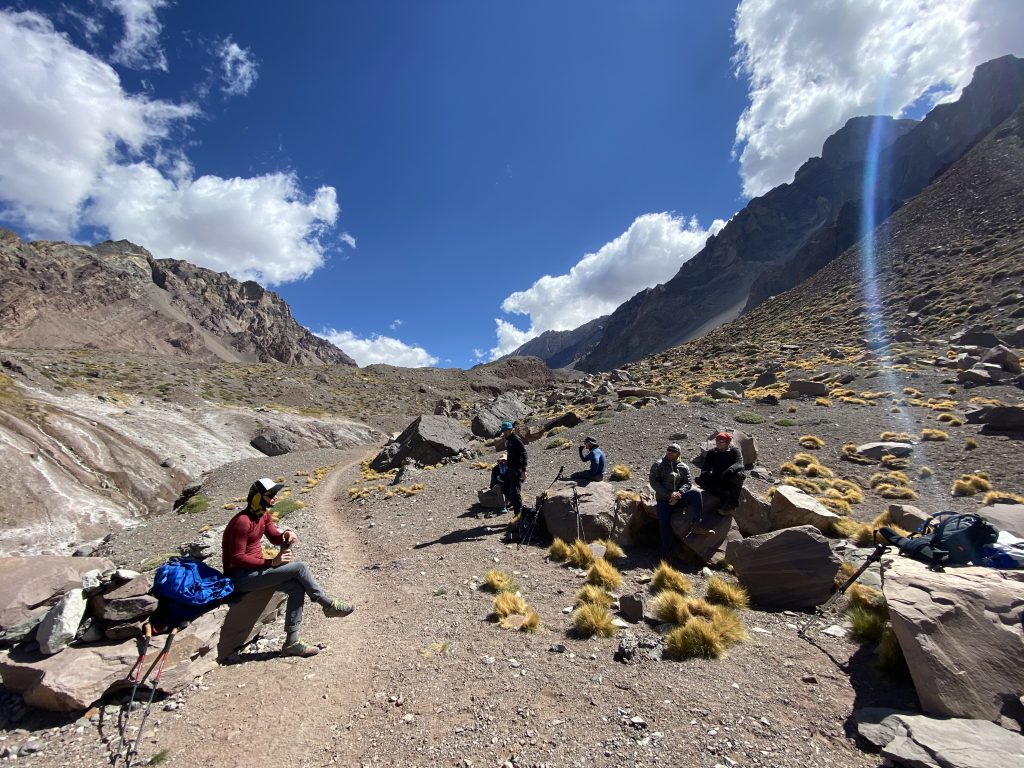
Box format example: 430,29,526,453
471,392,532,438
981,344,1021,373
856,709,1024,768
733,485,772,536
35,589,88,656
979,503,1024,538
0,589,285,712
887,503,930,532
541,482,628,544
726,526,841,609
250,426,296,456
639,486,733,563
0,556,115,636
769,486,841,532
884,558,1024,723
785,380,828,397
370,415,474,471
964,405,1024,430
697,429,759,468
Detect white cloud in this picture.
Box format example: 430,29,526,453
489,212,725,359
733,0,1024,197
106,0,168,71
389,319,403,329
0,9,342,286
318,329,439,368
218,36,258,96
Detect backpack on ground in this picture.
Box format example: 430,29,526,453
150,557,235,628
892,512,999,567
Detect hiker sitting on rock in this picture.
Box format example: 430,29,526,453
476,454,508,510
500,421,527,517
650,444,711,557
222,478,353,658
571,436,605,482
696,432,745,512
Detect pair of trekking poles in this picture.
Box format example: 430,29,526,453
516,465,568,550
111,622,179,767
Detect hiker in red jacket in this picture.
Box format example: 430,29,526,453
222,478,353,658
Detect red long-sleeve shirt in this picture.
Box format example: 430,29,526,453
222,510,284,570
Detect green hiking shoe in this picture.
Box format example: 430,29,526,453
281,639,319,658
322,598,354,618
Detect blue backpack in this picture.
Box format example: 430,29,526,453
150,557,235,627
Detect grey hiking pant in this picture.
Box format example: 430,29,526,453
228,561,327,635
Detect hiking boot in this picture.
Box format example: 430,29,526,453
281,640,319,658
322,598,354,618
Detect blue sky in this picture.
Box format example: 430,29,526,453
1,1,1021,367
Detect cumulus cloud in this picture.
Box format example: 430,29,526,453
218,36,258,96
733,0,1024,197
318,329,439,368
489,212,725,359
106,0,168,70
0,9,342,285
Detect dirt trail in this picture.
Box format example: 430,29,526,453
142,450,376,767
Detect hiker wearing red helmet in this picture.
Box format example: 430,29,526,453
696,432,745,511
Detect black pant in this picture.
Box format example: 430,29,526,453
503,471,523,514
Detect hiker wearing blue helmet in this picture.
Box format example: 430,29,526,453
500,421,527,517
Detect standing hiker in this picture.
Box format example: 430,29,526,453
650,443,711,557
222,478,353,658
500,421,528,517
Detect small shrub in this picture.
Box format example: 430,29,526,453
792,453,818,467
483,570,519,593
851,523,877,546
880,431,913,442
705,576,749,609
819,496,852,517
178,494,210,514
651,591,690,625
271,498,301,520
804,463,834,479
571,603,616,638
546,436,571,449
774,418,797,427
815,397,832,407
395,483,425,496
847,605,887,643
983,490,1024,505
575,584,614,609
846,583,885,611
609,464,632,481
651,562,693,595
780,461,800,476
881,455,911,470
735,411,767,425
520,609,541,632
548,538,570,561
493,592,528,619
965,438,978,450
597,539,625,560
937,413,964,426
921,428,949,441
787,405,798,413
877,484,919,500
587,558,623,590
799,435,824,449
829,479,864,504
919,466,933,479
567,539,596,568
709,605,748,644
951,473,992,496
665,619,726,660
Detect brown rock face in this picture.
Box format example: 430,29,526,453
884,558,1024,724
0,235,355,366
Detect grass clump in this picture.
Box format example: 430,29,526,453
587,558,623,590
984,490,1024,505
937,413,964,426
571,603,616,638
847,605,887,643
492,591,528,618
178,494,210,514
799,435,824,449
566,539,596,568
965,438,979,450
828,516,863,539
951,473,992,497
705,576,749,609
665,619,726,660
787,405,798,413
815,397,832,407
609,464,632,481
548,538,570,561
140,552,177,571
483,570,519,593
651,562,693,595
546,436,572,449
597,538,625,560
575,584,614,609
735,411,767,425
651,591,690,625
271,497,302,520
774,418,798,427
880,431,914,442
918,466,933,479
921,428,949,441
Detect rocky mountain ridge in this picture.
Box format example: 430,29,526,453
0,230,355,367
512,55,1024,372
502,314,608,369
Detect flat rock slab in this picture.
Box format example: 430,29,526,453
0,556,114,630
856,709,1024,768
726,526,841,609
769,485,840,532
884,558,1024,722
855,442,914,459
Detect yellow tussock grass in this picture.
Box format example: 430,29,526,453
799,435,825,449
652,562,693,595
609,464,632,481
597,539,625,560
567,539,596,568
571,603,616,638
483,570,519,593
984,490,1024,505
937,413,963,426
651,591,690,625
705,576,749,609
493,592,528,619
921,428,949,441
587,558,623,590
575,584,614,609
815,398,832,407
919,466,933,479
548,538,570,561
951,473,992,496
665,619,726,660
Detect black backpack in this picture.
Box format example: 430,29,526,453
907,512,999,566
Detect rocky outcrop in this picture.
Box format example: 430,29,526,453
503,315,609,369
769,486,841,532
0,235,355,366
471,392,532,437
725,526,841,609
575,56,1024,371
883,557,1024,723
540,482,626,544
370,415,475,471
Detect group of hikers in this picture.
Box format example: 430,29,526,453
215,423,745,659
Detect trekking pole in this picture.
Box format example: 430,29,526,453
519,466,564,551
572,486,584,542
113,624,152,766
126,626,179,767
797,541,890,637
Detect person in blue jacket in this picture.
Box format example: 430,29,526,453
572,436,606,482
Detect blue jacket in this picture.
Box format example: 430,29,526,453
579,445,606,477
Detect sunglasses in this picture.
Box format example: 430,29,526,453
665,448,679,453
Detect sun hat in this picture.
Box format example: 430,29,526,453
583,436,597,444
500,421,514,432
